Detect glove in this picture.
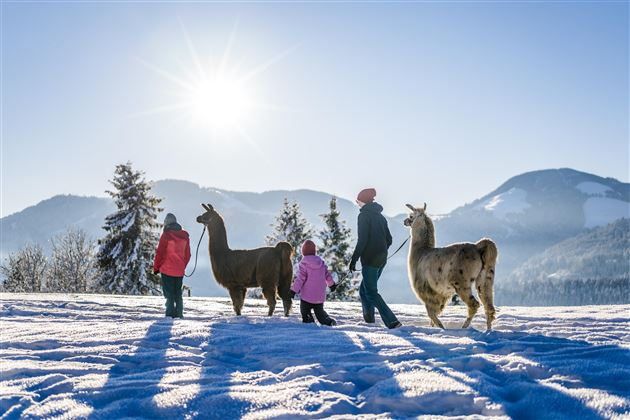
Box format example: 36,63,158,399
349,261,356,272
153,269,159,275
329,283,338,293
289,290,296,299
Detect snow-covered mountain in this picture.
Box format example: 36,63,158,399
0,195,115,253
151,179,361,250
1,168,628,304
458,168,629,232
431,168,630,280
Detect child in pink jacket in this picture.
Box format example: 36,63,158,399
290,240,337,326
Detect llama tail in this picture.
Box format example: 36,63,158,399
475,238,498,270
275,241,294,297
475,238,498,331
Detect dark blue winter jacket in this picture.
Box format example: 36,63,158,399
350,202,393,268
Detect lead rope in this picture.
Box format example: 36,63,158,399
185,226,206,278
387,236,410,260
344,236,410,281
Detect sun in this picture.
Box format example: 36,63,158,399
136,22,294,135
188,77,249,127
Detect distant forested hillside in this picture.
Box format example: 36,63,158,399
497,218,630,305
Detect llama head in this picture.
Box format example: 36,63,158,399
196,203,218,225
403,203,428,228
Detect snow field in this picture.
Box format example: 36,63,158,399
1,294,629,419
576,182,614,197
476,188,531,221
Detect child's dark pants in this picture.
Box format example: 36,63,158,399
300,299,334,326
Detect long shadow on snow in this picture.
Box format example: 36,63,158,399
185,315,480,419
395,326,630,419
186,316,368,418
85,318,176,419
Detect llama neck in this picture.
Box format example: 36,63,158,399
410,218,436,255
207,217,230,256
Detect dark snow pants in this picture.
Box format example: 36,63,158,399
359,265,399,328
300,299,335,326
161,274,183,318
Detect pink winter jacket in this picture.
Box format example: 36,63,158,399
291,255,335,304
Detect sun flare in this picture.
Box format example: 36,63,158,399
136,22,294,135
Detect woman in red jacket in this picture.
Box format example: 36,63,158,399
153,213,191,318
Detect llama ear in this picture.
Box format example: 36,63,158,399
405,203,416,212
206,203,214,211
201,203,211,211
423,202,427,211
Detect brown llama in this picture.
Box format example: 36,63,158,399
404,203,498,331
196,203,294,316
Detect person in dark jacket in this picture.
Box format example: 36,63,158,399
153,213,191,318
349,188,401,329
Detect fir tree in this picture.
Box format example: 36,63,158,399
47,228,96,293
0,244,47,292
94,162,162,295
266,198,314,265
318,196,359,301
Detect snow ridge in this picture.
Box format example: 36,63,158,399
475,188,531,220
576,181,614,197
1,295,629,419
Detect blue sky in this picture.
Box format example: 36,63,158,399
2,1,628,217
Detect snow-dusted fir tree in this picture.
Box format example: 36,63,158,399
266,198,314,265
94,162,162,295
0,244,47,292
47,228,97,293
318,196,359,301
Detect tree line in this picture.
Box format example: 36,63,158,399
497,277,630,306
1,162,360,301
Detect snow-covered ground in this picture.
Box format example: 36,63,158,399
1,294,629,419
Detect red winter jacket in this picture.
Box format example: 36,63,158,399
153,229,191,277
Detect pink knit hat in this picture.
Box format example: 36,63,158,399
301,240,317,256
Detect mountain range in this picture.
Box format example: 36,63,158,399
1,168,628,304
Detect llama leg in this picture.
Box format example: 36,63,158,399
455,284,480,329
228,287,245,316
476,268,496,331
277,273,293,317
428,310,445,329
425,303,445,329
281,295,292,317
262,286,277,316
